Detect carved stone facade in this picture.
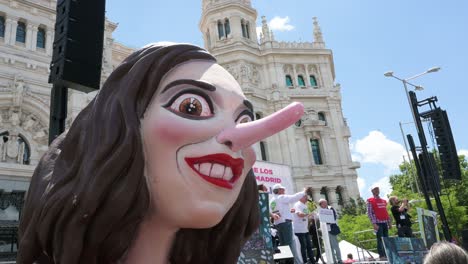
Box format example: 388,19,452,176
0,0,133,220
200,0,361,208
1,0,360,218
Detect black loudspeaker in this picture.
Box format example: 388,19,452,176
418,153,441,194
430,109,461,180
48,0,106,92
461,229,468,251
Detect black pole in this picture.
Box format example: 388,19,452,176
409,91,452,241
48,83,68,145
407,134,433,211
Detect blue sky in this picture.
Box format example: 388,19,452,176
106,0,468,199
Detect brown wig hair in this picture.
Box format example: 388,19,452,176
18,43,260,264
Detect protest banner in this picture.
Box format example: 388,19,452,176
318,208,336,224
253,161,295,198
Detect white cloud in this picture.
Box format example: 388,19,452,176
458,149,468,158
357,177,366,195
269,16,294,32
352,131,406,173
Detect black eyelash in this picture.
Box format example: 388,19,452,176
236,109,254,122
162,88,214,114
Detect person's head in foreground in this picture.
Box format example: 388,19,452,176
17,42,304,264
423,241,468,264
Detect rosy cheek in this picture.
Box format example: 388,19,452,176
150,118,193,144
242,147,256,168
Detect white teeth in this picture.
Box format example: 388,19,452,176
193,162,234,181
210,164,225,178
223,167,234,181
199,163,212,176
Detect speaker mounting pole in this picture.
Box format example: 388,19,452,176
48,84,68,144
47,0,106,144
409,91,452,241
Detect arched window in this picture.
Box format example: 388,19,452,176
245,22,250,39
320,187,329,201
310,139,323,165
18,135,31,165
310,75,318,87
298,75,305,87
241,20,250,39
336,186,344,206
217,20,225,39
37,28,46,49
224,19,230,37
318,112,326,125
260,141,268,161
285,75,293,87
241,20,247,38
16,21,26,43
0,132,31,165
0,16,5,38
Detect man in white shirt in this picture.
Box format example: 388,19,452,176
270,184,307,264
293,196,316,264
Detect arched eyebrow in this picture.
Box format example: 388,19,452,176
162,79,217,93
243,100,253,113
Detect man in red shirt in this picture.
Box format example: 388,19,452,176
367,185,392,260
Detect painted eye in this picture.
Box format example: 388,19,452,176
237,115,252,124
169,93,212,117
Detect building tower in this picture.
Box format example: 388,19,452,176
200,0,361,208
200,0,258,51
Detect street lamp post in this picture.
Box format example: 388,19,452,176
384,68,439,133
384,67,440,198
385,67,453,242
384,67,439,200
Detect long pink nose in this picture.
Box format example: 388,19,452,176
216,102,304,152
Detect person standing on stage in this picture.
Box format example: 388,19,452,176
367,185,392,260
318,198,342,264
270,184,308,264
293,195,316,264
389,196,413,237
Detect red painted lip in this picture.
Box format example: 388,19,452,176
185,154,244,189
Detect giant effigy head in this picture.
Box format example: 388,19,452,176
18,42,303,264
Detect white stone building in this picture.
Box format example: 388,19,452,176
0,0,359,222
0,0,133,221
200,0,360,205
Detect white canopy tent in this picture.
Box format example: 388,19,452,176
319,240,380,263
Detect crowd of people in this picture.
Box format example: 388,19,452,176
268,182,401,264
265,183,468,264
268,183,343,264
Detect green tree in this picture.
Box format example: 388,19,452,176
338,212,377,250
389,154,468,240
341,197,367,216
337,197,379,253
